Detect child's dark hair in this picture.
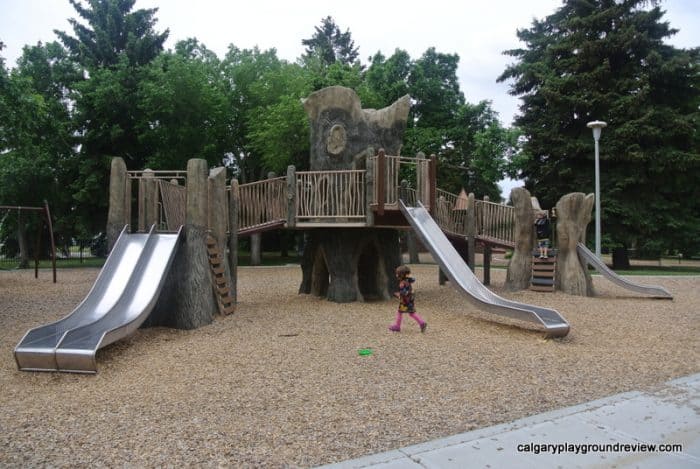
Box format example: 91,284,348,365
396,265,411,277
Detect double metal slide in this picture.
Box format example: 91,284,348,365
400,201,570,338
14,226,181,373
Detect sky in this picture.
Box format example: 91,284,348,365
1,0,698,196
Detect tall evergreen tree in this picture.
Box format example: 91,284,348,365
499,0,700,261
55,0,168,69
55,0,169,233
301,16,360,67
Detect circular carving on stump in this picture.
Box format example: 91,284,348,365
326,124,347,155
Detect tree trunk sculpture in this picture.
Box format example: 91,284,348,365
300,86,410,302
505,187,534,291
555,192,595,296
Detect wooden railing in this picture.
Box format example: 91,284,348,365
158,179,186,231
296,170,365,222
369,152,433,210
476,199,515,246
127,170,187,232
434,189,469,237
237,177,287,232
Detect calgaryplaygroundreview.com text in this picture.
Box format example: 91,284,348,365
517,442,683,455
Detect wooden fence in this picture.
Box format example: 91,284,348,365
296,170,365,221
237,177,287,232
475,199,515,246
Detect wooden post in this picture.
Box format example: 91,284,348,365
365,147,375,226
483,245,492,285
466,192,476,272
107,157,127,251
228,180,239,303
144,169,158,229
376,149,385,216
428,154,437,213
286,165,296,228
43,201,56,283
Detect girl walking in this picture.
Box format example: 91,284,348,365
389,265,427,333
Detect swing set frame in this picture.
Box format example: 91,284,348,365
0,200,56,283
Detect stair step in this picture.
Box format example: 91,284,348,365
531,277,554,286
530,285,555,292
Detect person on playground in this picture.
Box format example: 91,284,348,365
389,265,427,333
535,210,551,259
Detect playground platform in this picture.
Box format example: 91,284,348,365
318,373,700,468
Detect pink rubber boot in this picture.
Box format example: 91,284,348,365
409,313,427,333
388,312,402,332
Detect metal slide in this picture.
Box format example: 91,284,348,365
400,201,570,338
15,226,181,373
576,242,673,299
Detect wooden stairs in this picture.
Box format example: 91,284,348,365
531,251,557,292
206,234,235,315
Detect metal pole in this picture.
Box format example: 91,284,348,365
594,136,601,259
587,120,607,260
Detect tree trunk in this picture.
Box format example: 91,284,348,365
555,192,595,296
299,228,400,302
17,218,30,268
612,247,630,270
505,187,534,291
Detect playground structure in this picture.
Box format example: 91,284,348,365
0,201,56,283
14,86,672,372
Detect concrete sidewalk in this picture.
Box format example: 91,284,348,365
319,373,700,468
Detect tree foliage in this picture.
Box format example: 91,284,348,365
301,16,359,68
2,7,519,243
55,0,168,69
499,0,700,256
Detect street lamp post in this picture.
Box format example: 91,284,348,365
587,120,607,260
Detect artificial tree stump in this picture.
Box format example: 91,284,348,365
299,229,401,302
555,192,595,296
505,187,535,291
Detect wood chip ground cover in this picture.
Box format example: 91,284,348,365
0,265,697,467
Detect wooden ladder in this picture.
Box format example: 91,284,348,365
206,234,235,315
530,253,556,292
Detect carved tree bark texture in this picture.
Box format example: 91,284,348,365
107,157,127,251
505,187,535,291
555,192,595,296
303,86,410,171
299,86,410,302
147,159,217,329
299,229,400,302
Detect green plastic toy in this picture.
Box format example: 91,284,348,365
358,348,373,356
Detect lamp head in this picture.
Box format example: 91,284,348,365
587,120,607,141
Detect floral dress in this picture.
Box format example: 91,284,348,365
397,277,416,313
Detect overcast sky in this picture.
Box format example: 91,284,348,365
1,0,698,195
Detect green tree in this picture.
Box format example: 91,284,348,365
398,48,512,200
0,42,80,261
301,16,360,67
499,0,700,262
55,0,168,69
55,0,169,233
137,39,231,170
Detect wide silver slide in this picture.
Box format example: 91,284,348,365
14,226,150,371
400,201,570,338
15,226,181,373
576,242,673,299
